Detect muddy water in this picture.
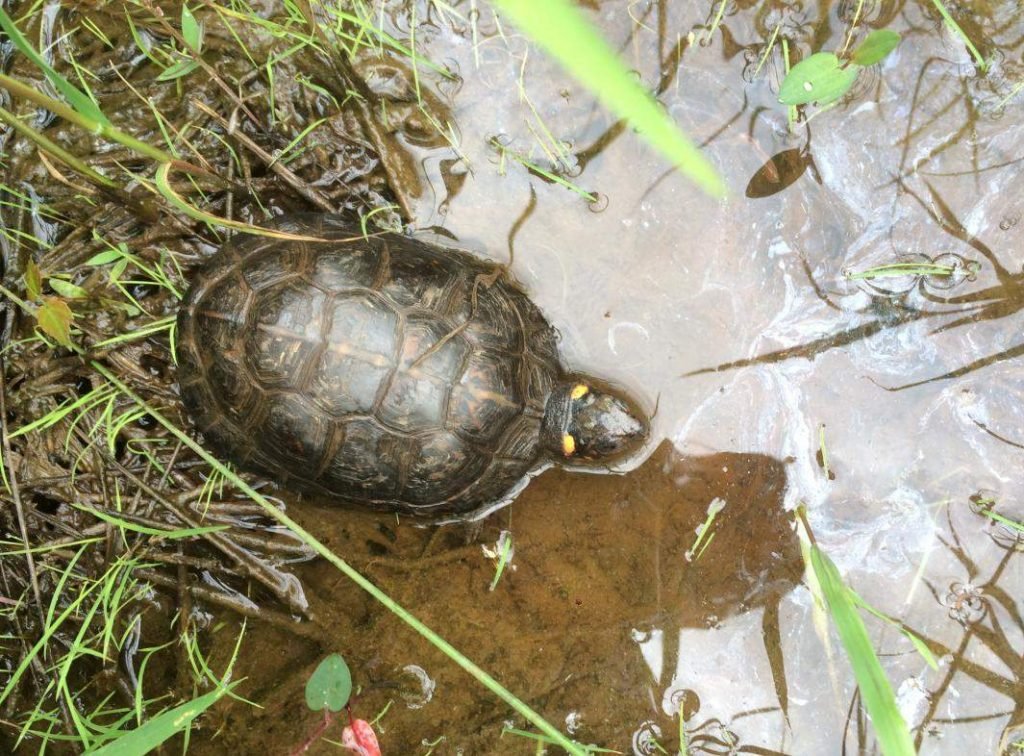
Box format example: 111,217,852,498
72,1,1024,754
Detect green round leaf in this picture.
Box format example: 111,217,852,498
851,30,901,67
304,653,352,712
779,52,859,106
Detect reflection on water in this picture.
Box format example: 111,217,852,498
332,1,1024,752
227,443,801,753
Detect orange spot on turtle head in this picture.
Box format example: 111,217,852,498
561,434,576,456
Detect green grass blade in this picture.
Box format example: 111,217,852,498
91,362,586,756
809,547,915,756
846,262,954,280
86,683,237,756
153,163,326,240
0,7,112,126
489,0,725,197
850,595,939,670
930,0,987,72
70,504,229,539
491,139,596,201
0,105,117,188
0,73,171,162
0,547,97,709
488,531,514,591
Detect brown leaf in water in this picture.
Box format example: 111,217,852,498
745,148,809,199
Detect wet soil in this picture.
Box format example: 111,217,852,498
2,1,1024,754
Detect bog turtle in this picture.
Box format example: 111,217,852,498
176,214,648,517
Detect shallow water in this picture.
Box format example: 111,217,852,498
5,0,1024,754
223,2,1024,753
200,2,1024,754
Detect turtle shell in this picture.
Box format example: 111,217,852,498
176,214,564,516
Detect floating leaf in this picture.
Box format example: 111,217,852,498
48,278,89,299
305,653,352,713
36,297,74,348
745,148,810,198
851,30,901,67
779,52,859,106
25,259,42,301
341,719,381,756
182,5,203,51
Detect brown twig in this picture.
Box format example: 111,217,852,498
135,568,320,638
192,99,335,212
99,450,310,615
0,354,45,629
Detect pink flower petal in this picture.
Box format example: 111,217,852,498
341,719,381,756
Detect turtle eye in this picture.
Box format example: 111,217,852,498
570,384,589,401
561,433,577,456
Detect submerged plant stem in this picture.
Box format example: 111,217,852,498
781,38,796,131
753,23,780,79
840,0,865,56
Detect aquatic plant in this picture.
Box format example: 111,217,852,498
291,653,381,755
779,29,901,108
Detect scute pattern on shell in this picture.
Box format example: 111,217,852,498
176,215,563,515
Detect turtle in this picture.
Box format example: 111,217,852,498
176,214,648,517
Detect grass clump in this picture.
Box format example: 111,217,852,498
0,2,594,750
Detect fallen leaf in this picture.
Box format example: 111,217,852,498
745,148,809,198
37,297,74,348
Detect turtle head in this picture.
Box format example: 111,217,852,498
542,378,648,464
